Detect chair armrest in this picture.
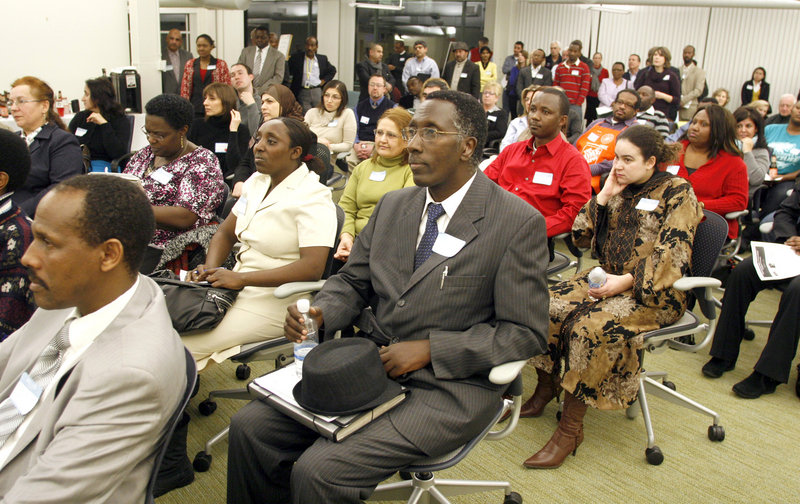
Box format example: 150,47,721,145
759,221,774,234
336,151,349,160
488,360,527,385
673,277,721,291
725,210,748,220
274,280,326,299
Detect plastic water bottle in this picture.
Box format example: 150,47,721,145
294,299,319,378
588,267,607,289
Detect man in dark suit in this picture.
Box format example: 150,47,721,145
387,40,412,94
161,28,192,95
516,48,553,114
226,90,550,503
356,42,396,103
237,25,285,96
441,41,481,100
287,36,337,113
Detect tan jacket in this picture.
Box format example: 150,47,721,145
679,63,707,121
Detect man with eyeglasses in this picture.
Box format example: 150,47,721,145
485,87,591,250
348,75,396,168
227,89,549,504
574,88,642,192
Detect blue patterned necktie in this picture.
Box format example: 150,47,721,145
414,203,445,270
0,321,72,448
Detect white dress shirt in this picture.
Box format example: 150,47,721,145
416,171,477,247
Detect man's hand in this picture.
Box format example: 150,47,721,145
285,304,324,343
229,110,242,132
379,341,431,378
240,91,255,105
588,273,633,299
786,236,800,255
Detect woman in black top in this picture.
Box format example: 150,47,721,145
741,66,771,112
187,82,249,186
68,77,130,171
482,81,509,147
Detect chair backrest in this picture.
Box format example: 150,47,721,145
323,205,345,278
690,210,728,278
124,114,135,152
311,142,333,186
144,347,197,504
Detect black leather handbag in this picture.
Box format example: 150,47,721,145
149,270,239,332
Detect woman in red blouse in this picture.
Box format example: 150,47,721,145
180,34,231,118
674,104,748,239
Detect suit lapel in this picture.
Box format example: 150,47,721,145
402,173,488,295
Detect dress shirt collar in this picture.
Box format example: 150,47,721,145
369,96,386,108
530,133,565,156
65,276,140,349
424,170,477,215
531,64,543,73
20,127,42,147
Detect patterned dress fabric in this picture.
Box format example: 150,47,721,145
530,172,703,410
0,201,34,340
124,146,225,247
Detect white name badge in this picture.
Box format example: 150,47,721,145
587,132,600,142
571,70,580,76
663,75,670,81
460,72,468,78
207,64,217,70
485,70,492,76
665,165,680,175
215,142,228,153
488,115,497,122
74,127,88,137
368,170,386,182
327,120,338,127
232,196,248,216
11,372,42,415
532,171,554,185
150,167,174,185
399,57,406,62
165,64,174,71
432,232,466,258
746,84,753,90
636,198,659,211
535,73,543,79
360,115,370,124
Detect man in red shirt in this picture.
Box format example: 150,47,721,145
553,41,591,121
485,88,591,255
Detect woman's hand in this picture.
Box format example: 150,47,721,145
588,273,633,299
232,181,244,198
785,236,800,255
187,264,208,282
740,136,754,153
86,112,108,125
596,170,627,206
230,110,242,132
204,268,245,290
333,233,354,261
654,91,673,103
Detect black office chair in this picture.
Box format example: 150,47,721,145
626,210,728,465
145,347,197,504
110,115,136,173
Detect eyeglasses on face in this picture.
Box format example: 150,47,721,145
7,98,45,107
141,126,167,142
401,127,461,143
373,129,401,140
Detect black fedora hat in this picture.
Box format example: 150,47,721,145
292,338,404,416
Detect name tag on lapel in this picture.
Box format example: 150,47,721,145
635,198,659,211
488,115,497,122
150,167,174,185
571,70,580,76
360,115,370,124
746,84,753,90
535,73,543,79
207,64,217,70
662,74,670,81
11,372,43,415
432,233,466,258
74,127,88,137
215,142,228,153
460,72,468,78
232,196,248,216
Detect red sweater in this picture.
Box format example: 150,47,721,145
675,140,748,239
485,135,591,237
552,60,591,106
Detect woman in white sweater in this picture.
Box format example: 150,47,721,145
304,80,357,156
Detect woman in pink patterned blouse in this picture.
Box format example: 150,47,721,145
124,94,225,253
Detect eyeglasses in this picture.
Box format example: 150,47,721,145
7,98,45,107
141,126,167,142
483,91,497,96
374,129,401,140
614,100,637,109
401,127,461,143
368,82,385,88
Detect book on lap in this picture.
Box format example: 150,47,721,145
250,365,407,442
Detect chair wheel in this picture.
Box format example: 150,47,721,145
743,328,756,341
662,380,676,391
198,399,217,416
193,451,212,472
235,364,251,380
504,491,523,504
399,471,412,480
645,446,664,465
708,425,725,442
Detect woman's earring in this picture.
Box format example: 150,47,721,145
181,135,186,149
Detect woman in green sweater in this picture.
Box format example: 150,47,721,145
334,108,414,261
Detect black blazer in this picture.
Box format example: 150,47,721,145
12,123,83,217
441,60,481,100
188,116,250,181
741,80,770,107
189,56,218,117
287,51,337,97
355,59,396,102
485,108,509,146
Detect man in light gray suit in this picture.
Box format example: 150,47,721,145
0,175,186,502
227,90,550,503
237,25,285,97
162,28,193,95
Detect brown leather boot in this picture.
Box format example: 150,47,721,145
523,392,588,469
519,369,561,418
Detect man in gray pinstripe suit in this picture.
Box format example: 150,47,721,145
227,91,550,504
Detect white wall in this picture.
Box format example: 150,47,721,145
509,3,800,112
0,0,130,105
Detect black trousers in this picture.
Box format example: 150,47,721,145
710,256,800,382
584,95,600,126
227,399,427,504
